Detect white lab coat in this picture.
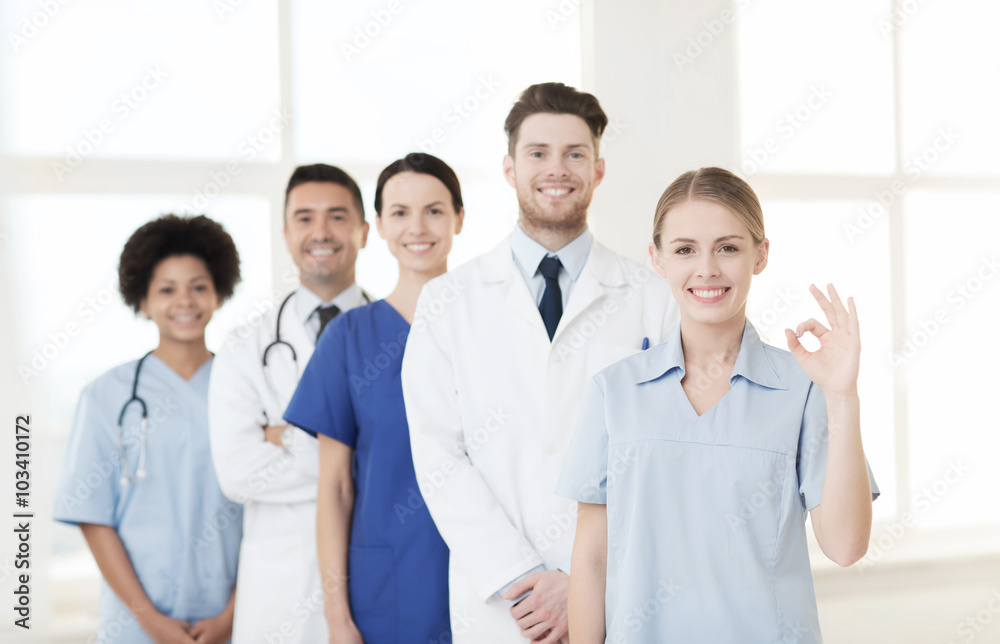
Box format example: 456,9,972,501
208,289,327,644
402,234,679,643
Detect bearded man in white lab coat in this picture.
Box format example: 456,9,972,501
208,165,371,644
402,83,680,643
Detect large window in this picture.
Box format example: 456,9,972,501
738,0,1000,557
3,0,996,640
0,0,581,639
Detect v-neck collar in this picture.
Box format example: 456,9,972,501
145,352,213,389
675,369,737,420
378,299,411,329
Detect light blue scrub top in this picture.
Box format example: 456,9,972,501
556,320,879,644
53,355,242,644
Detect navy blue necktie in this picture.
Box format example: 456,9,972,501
316,304,340,341
538,256,563,341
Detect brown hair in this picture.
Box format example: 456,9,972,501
652,167,765,249
374,153,463,215
504,82,608,156
285,164,365,223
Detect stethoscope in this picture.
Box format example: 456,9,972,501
260,290,371,422
260,292,299,416
118,350,152,485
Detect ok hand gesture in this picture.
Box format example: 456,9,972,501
784,284,860,397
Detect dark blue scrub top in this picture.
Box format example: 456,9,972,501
285,299,450,643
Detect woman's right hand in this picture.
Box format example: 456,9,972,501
139,611,197,644
329,620,365,644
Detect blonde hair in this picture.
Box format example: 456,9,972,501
652,167,764,249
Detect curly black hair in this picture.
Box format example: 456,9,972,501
118,214,241,313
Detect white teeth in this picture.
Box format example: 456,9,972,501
173,315,196,322
407,243,432,251
310,248,333,256
692,288,726,298
541,188,570,196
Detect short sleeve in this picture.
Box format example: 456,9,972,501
283,315,358,448
555,375,610,504
52,383,121,528
797,382,880,511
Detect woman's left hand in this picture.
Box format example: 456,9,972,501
188,612,233,644
785,284,860,397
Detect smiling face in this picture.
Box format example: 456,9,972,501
140,254,220,345
650,199,769,328
503,113,605,234
376,172,463,276
284,181,369,299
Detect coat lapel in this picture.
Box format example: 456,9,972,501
553,239,627,342
479,235,549,334
479,234,632,343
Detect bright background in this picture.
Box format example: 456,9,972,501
0,1,997,642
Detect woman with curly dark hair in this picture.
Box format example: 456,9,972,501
53,214,244,644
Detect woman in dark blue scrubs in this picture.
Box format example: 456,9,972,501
284,153,464,643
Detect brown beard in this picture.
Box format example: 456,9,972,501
517,185,591,233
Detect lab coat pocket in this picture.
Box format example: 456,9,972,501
348,545,397,643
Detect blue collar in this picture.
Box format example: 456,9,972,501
510,223,592,282
634,319,787,390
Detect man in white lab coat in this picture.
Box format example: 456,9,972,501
402,83,680,643
208,164,370,644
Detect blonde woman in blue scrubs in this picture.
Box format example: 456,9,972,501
557,167,879,643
